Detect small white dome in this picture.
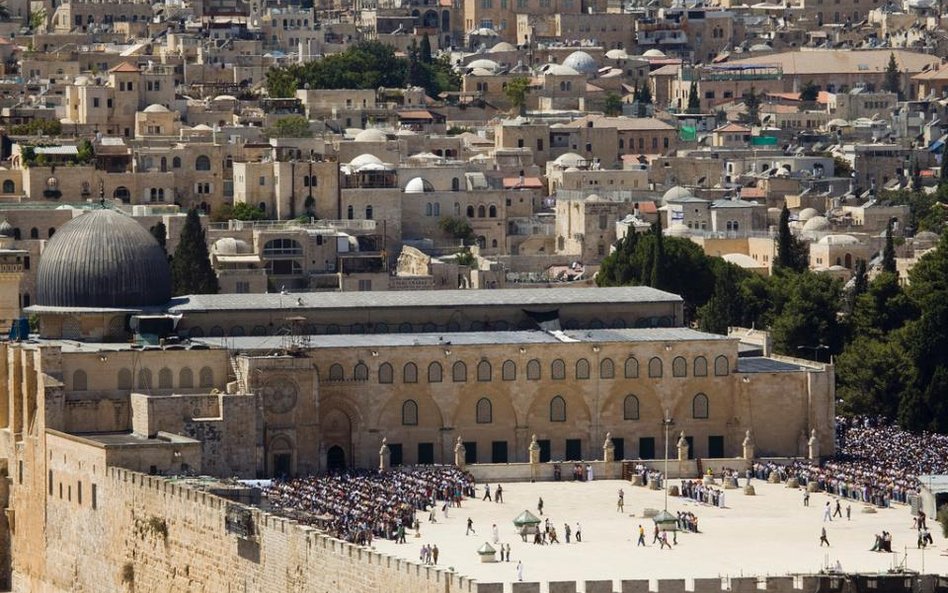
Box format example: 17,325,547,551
143,103,170,113
355,162,393,172
915,231,939,242
723,253,760,268
749,44,772,52
213,238,251,255
404,177,434,193
489,42,516,53
469,67,494,77
563,51,599,76
585,193,604,202
798,207,820,221
818,234,859,245
605,49,629,60
468,59,500,73
543,63,580,76
554,152,585,167
354,128,387,143
643,49,666,58
73,75,92,86
662,186,693,203
802,216,830,232
350,153,383,167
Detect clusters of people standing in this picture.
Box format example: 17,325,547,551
678,479,726,508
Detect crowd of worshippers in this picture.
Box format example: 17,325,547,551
750,416,948,507
678,479,726,508
677,511,699,532
632,463,665,488
261,467,475,543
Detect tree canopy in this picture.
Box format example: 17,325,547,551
171,209,219,296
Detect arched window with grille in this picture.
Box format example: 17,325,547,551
328,364,344,381
693,393,709,419
476,398,492,423
452,361,467,382
502,360,516,381
551,359,566,380
624,357,639,378
379,363,393,384
714,355,729,376
158,368,172,389
179,368,193,388
648,357,663,378
550,396,566,422
477,360,491,382
576,358,590,380
402,400,418,425
137,368,152,390
672,356,687,377
403,362,418,383
527,359,541,380
118,368,132,390
354,363,368,381
73,370,87,391
199,367,213,388
600,358,615,379
694,356,708,377
195,155,211,170
623,395,640,420
428,362,443,383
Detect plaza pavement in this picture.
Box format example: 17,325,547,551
371,478,947,589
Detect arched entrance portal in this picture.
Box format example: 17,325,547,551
327,445,346,472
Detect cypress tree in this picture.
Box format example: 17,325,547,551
686,82,700,114
776,204,802,271
649,220,665,289
882,219,897,275
420,33,432,64
150,221,167,253
171,208,219,296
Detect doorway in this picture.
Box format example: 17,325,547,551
708,435,724,458
639,437,655,459
327,445,346,472
273,453,292,478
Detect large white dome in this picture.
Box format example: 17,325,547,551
354,129,387,143
350,153,383,167
662,186,693,203
802,216,830,232
563,51,599,76
404,177,434,193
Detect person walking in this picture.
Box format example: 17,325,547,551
575,522,582,542
432,544,439,565
846,504,851,521
659,531,671,550
822,501,832,522
804,491,810,507
537,497,544,516
637,524,646,546
483,483,492,502
820,527,830,547
466,517,476,535
833,499,842,518
505,543,511,561
516,561,524,581
492,523,499,544
564,523,571,543
495,484,503,503
617,489,625,512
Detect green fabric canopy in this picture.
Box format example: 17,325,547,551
512,510,541,526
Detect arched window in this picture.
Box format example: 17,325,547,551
328,364,344,381
488,205,497,218
648,357,663,378
118,368,132,390
158,368,172,389
527,359,541,380
403,362,418,383
466,205,475,217
365,205,373,219
477,360,491,382
600,358,615,379
575,358,590,380
347,205,354,219
113,186,130,203
452,361,467,382
550,396,566,422
199,367,213,388
2,180,14,193
500,360,516,381
72,369,87,391
262,238,302,256
195,155,211,170
172,157,181,168
354,362,368,381
623,395,640,420
425,203,432,216
477,205,486,218
672,356,687,377
378,363,393,384
179,368,193,388
694,356,708,377
452,177,460,191
693,393,709,419
476,397,492,423
402,400,418,425
624,357,639,378
551,359,566,380
428,362,443,383
137,368,152,390
29,227,38,239
714,355,729,376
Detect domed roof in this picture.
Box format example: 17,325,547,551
798,207,820,221
469,67,494,77
818,234,858,245
543,63,579,76
915,231,938,241
802,215,830,232
489,42,516,53
749,44,772,52
662,185,693,203
563,51,599,75
213,237,251,255
36,209,171,309
350,153,383,167
143,103,170,113
584,193,604,202
605,49,629,60
643,49,666,58
354,128,387,143
404,177,433,193
467,58,500,73
723,253,760,268
553,152,585,167
0,219,13,237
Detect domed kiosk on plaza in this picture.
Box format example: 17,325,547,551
30,208,172,340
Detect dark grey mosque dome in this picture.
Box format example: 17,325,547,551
36,209,171,308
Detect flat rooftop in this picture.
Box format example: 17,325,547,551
167,286,683,313
370,479,945,588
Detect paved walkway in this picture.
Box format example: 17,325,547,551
372,478,947,588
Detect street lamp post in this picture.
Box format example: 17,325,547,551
663,411,672,511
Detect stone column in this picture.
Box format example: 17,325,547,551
379,437,391,472
742,430,755,462
797,430,808,458
807,429,820,461
603,432,615,479
676,431,689,463
454,436,466,468
528,434,540,481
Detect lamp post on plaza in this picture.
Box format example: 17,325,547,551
663,410,672,511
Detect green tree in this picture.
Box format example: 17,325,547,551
849,271,916,341
505,77,531,116
648,220,665,289
603,93,623,117
171,209,219,296
835,335,910,418
883,52,901,98
439,216,475,244
686,82,700,114
419,33,432,64
776,204,807,272
265,115,312,138
769,270,844,359
799,80,819,103
635,84,653,118
743,86,762,126
149,221,167,253
697,262,749,334
845,258,868,314
76,139,94,164
882,219,897,275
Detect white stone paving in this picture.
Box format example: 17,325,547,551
371,478,948,588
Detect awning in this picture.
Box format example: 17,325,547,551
512,510,542,526
928,134,946,153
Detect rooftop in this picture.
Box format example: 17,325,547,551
727,49,939,76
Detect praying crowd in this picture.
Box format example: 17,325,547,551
262,466,475,543
678,479,726,508
752,416,948,507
